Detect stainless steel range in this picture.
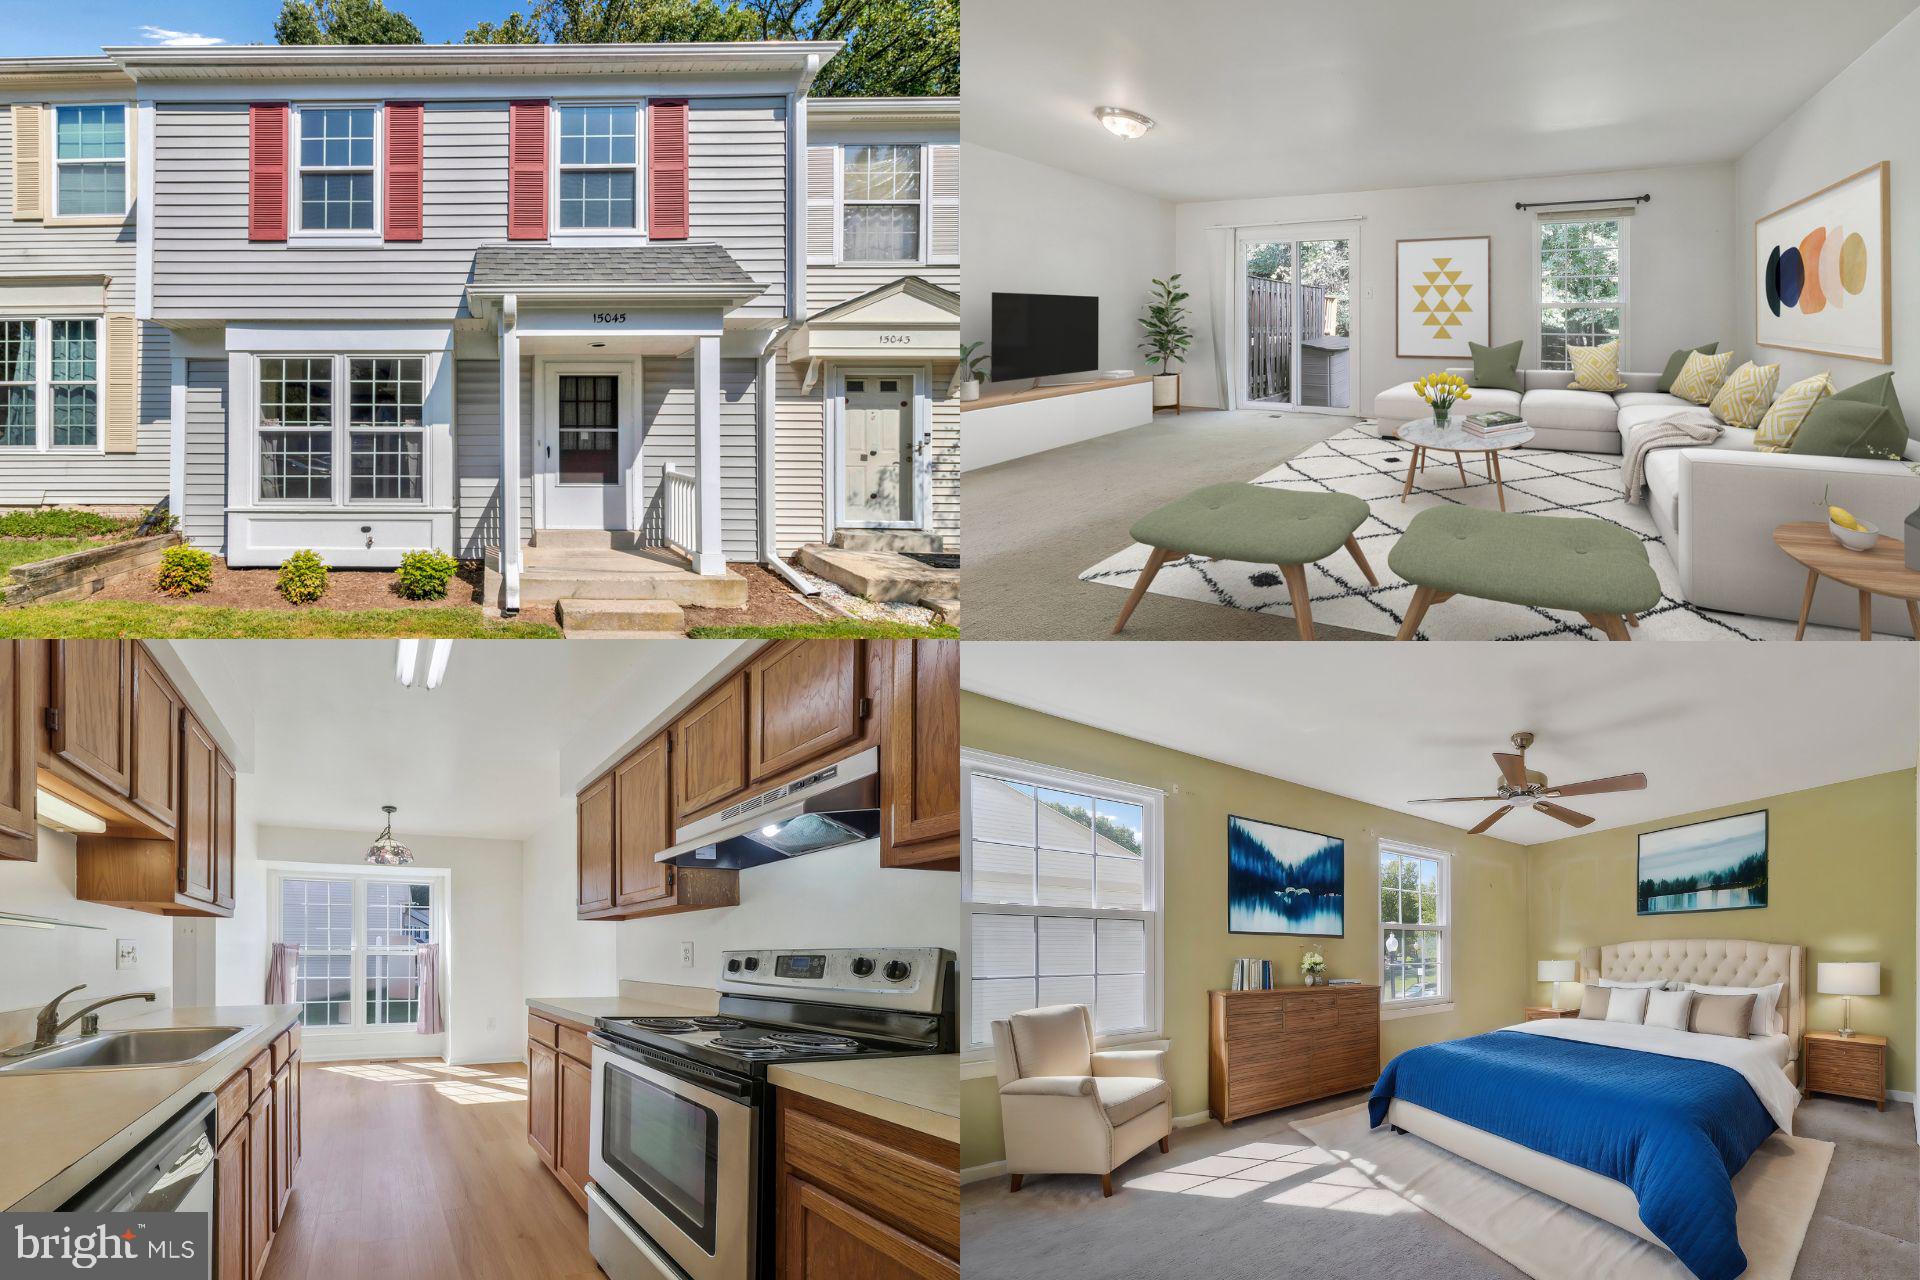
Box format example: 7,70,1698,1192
586,946,955,1280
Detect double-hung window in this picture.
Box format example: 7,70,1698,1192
258,354,428,504
0,322,35,449
1379,841,1451,1015
0,317,100,452
49,321,98,448
297,106,377,233
962,749,1163,1058
54,105,129,218
1536,214,1629,369
557,105,639,230
842,144,923,262
276,872,437,1032
259,357,334,501
347,358,425,500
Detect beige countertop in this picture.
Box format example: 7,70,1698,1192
0,1003,299,1211
770,1056,960,1144
527,993,718,1026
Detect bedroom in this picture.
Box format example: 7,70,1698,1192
956,644,1918,1280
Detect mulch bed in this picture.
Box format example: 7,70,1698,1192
682,563,830,631
92,558,491,612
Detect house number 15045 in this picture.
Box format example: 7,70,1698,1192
593,312,628,324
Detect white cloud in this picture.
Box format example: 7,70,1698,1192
138,25,226,47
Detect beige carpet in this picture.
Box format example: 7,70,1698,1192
1293,1104,1833,1280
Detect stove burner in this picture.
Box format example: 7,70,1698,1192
708,1030,863,1057
687,1016,743,1030
765,1031,861,1050
628,1017,701,1033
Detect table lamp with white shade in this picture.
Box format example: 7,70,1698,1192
1816,961,1880,1037
1537,959,1577,1011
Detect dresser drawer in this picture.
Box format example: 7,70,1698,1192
1223,998,1288,1038
1279,996,1334,1034
1310,1041,1379,1090
1332,989,1379,1025
1806,1040,1883,1096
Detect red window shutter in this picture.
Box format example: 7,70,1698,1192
507,100,548,241
647,100,690,240
248,104,289,243
385,102,425,242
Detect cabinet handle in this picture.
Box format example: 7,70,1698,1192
43,707,60,733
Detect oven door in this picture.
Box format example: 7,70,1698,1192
589,1039,757,1280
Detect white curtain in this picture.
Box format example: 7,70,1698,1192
415,942,445,1036
1208,226,1238,411
265,943,299,1004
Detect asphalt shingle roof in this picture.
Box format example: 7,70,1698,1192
470,242,757,289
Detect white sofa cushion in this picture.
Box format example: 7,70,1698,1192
1009,1004,1094,1077
1615,391,1694,412
1093,1075,1171,1127
1374,383,1521,422
1521,388,1620,434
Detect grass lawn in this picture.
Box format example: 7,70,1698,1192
0,538,101,579
0,602,561,639
688,619,959,639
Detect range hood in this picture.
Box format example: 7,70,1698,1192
657,746,880,870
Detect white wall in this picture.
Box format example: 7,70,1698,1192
1173,163,1738,412
962,144,1176,385
1734,7,1918,407
0,829,176,1018
520,800,618,1003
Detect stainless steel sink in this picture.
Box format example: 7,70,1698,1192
0,1025,258,1075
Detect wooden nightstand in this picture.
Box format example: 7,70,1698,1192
1803,1031,1888,1109
1523,1006,1577,1021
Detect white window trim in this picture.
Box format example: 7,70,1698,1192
267,866,445,1038
254,352,430,508
290,102,384,244
959,747,1166,1065
0,316,106,456
1534,213,1631,370
837,141,928,267
1378,839,1453,1019
550,98,646,241
47,102,133,224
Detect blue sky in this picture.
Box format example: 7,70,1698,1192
1638,812,1767,881
2,0,518,55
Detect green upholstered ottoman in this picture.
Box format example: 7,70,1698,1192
1114,483,1376,638
1386,506,1660,640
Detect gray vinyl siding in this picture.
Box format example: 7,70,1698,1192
453,356,533,557
689,99,788,322
806,263,958,315
773,357,825,554
181,360,227,549
0,102,170,508
638,357,760,560
929,371,959,544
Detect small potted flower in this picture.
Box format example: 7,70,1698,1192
954,341,989,402
1300,949,1326,987
1414,371,1471,429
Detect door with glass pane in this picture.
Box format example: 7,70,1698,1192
840,371,919,528
1239,229,1355,412
540,363,631,529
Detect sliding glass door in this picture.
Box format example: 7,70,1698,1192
1238,226,1356,412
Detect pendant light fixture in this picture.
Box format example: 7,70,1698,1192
365,805,414,866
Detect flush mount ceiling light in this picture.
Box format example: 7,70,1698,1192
1093,106,1155,140
395,639,452,690
366,805,414,866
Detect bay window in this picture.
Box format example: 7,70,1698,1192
54,104,128,218
257,353,429,504
348,358,425,500
276,871,437,1033
297,106,378,233
259,357,334,501
842,144,922,262
557,104,639,230
0,317,102,452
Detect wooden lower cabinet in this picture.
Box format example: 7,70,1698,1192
214,1118,248,1280
1208,985,1382,1123
213,1038,300,1280
528,1037,559,1169
557,1052,593,1208
246,1082,273,1279
527,1009,594,1210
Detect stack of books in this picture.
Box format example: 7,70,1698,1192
1231,958,1275,991
1462,410,1527,442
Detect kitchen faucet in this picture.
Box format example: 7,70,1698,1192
3,985,158,1058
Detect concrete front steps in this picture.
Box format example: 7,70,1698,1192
829,529,952,555
483,531,748,615
795,540,959,605
556,599,686,637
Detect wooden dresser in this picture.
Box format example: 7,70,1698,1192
1207,985,1381,1123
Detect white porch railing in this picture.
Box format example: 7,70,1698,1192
663,465,697,559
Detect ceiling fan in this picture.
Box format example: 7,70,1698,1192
1407,732,1646,834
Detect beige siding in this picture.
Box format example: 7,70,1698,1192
181,360,226,550
773,357,826,554
805,263,958,316
689,98,788,324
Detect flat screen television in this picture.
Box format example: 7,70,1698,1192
991,292,1099,382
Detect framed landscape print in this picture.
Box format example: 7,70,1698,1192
1755,161,1890,363
1397,236,1490,358
1636,810,1769,916
1227,815,1344,936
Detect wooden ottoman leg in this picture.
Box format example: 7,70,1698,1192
1859,589,1874,641
1344,536,1379,586
1396,585,1437,640
1112,547,1175,634
1907,598,1920,640
1625,612,1640,627
1607,615,1632,641
1278,562,1315,640
1794,567,1819,640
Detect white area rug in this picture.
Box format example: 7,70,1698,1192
1291,1104,1832,1280
1080,427,1906,640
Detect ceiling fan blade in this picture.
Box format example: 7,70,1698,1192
1408,795,1506,805
1535,801,1595,828
1493,752,1527,787
1545,772,1648,798
1468,806,1514,835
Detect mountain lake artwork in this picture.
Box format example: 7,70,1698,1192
1636,810,1769,916
1228,815,1345,936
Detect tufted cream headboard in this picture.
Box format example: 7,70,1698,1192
1577,939,1805,1080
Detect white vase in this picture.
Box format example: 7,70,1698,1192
1152,373,1180,408
957,380,980,403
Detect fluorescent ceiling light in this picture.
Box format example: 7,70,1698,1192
1094,106,1155,140
425,639,452,690
37,790,107,835
396,639,419,687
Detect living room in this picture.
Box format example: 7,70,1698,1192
959,0,1920,642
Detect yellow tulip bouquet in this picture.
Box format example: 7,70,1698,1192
1414,371,1471,428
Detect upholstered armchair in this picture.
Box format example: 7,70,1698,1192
990,1004,1173,1197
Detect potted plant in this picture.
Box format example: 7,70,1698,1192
1300,949,1326,987
1139,275,1192,412
955,341,988,402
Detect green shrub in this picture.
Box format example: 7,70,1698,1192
154,546,214,597
394,549,459,600
0,509,129,539
276,550,329,604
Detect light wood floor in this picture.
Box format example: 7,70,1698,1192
261,1059,600,1280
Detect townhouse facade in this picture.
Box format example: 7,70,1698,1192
0,43,958,611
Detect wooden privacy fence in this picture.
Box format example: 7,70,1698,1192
1247,279,1332,402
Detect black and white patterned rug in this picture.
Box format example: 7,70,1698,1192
1080,427,1904,641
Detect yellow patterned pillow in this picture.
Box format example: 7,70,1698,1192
1708,361,1779,429
1670,349,1734,405
1568,340,1626,392
1755,372,1835,452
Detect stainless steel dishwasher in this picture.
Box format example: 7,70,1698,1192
62,1092,217,1220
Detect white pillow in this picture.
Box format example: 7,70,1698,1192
1605,986,1650,1024
1645,988,1694,1031
1597,978,1668,990
1684,982,1782,1037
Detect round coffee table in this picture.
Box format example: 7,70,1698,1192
1395,416,1535,511
1773,520,1920,640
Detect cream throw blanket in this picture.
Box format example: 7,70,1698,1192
1621,409,1723,502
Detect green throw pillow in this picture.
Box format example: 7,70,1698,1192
1657,343,1719,394
1787,399,1907,461
1828,371,1908,432
1469,340,1523,392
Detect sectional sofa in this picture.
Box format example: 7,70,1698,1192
1373,368,1920,636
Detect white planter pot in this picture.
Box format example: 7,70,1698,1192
957,379,981,402
1152,373,1180,408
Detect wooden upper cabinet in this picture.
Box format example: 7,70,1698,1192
178,713,216,905
614,734,672,907
0,641,37,862
880,640,960,871
128,644,183,832
747,640,866,783
577,771,615,914
214,752,236,911
672,671,748,820
46,640,132,795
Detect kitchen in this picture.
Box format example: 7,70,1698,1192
0,639,960,1280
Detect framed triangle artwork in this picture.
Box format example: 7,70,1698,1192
1397,235,1491,358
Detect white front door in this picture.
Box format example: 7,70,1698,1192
539,362,633,529
840,370,919,528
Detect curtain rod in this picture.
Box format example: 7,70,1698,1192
1203,214,1366,230
1515,194,1651,211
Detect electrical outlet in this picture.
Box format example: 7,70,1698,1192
680,942,696,968
116,939,137,970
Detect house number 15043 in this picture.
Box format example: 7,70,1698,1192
878,334,912,344
593,312,628,324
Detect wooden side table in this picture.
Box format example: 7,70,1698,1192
1523,1006,1577,1021
1772,521,1920,640
1803,1030,1887,1109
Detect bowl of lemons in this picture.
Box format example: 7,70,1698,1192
1828,504,1879,552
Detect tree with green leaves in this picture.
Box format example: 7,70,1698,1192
275,0,423,44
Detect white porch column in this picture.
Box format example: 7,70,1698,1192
499,294,522,612
692,332,726,576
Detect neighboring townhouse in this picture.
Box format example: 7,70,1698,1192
0,44,960,615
